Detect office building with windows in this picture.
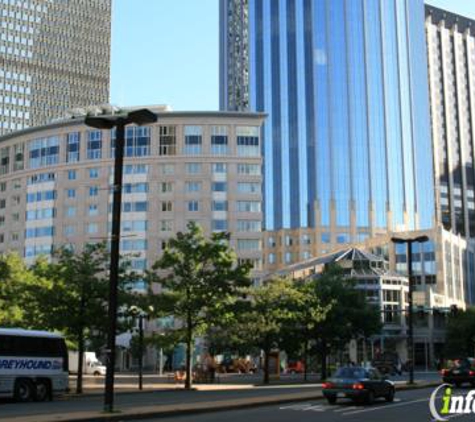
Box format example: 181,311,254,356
0,0,111,135
0,106,266,282
425,6,475,239
220,0,435,267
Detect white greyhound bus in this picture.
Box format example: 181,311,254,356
0,328,69,401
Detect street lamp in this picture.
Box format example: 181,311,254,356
85,108,157,413
391,235,429,385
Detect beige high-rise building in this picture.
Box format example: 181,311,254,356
0,0,111,135
0,106,266,282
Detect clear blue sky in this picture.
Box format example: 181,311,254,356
110,0,475,111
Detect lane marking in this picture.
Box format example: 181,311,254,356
302,405,325,412
342,398,428,416
279,403,313,410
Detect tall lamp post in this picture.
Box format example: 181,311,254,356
391,235,429,385
85,109,157,413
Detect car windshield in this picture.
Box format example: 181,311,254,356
335,367,367,379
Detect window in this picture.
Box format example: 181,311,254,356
89,186,99,197
237,182,260,193
124,164,148,174
212,200,228,211
161,182,173,193
237,220,261,232
0,216,5,227
185,163,202,174
212,163,227,173
67,189,76,198
0,146,9,175
211,126,228,155
12,195,20,206
123,183,148,193
122,201,148,212
13,143,24,171
321,233,330,243
268,253,276,264
0,182,5,192
64,225,75,236
160,164,174,175
236,126,260,156
160,220,173,231
89,168,99,178
185,181,202,192
26,190,56,203
12,213,19,221
212,220,228,231
121,239,148,251
0,199,5,209
25,226,54,238
237,239,261,251
68,170,76,180
237,201,261,212
87,130,102,160
159,125,176,155
212,182,227,192
86,223,98,234
184,126,202,155
112,126,150,157
161,201,173,212
66,132,80,162
122,220,147,232
337,233,349,244
237,163,260,175
66,206,76,217
28,136,60,168
27,172,56,185
188,201,199,212
88,204,99,216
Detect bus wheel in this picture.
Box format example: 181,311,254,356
14,379,34,402
35,380,51,402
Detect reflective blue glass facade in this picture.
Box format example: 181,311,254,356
220,0,435,237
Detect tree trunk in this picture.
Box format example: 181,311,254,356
320,343,327,381
303,340,308,382
263,347,270,385
76,327,84,394
184,316,193,390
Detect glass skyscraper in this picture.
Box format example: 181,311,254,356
220,0,435,241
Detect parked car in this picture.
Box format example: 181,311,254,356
322,366,395,405
441,358,475,387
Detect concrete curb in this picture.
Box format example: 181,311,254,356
5,381,442,422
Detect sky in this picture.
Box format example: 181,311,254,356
110,0,475,112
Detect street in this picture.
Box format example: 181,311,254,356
141,387,472,422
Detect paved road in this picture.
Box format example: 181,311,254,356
0,385,320,420
141,387,474,422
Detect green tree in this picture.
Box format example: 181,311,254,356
0,253,47,327
148,222,251,389
310,265,382,380
444,308,475,358
31,243,139,393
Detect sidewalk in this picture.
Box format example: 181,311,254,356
1,381,440,422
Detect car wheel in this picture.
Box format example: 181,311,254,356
385,388,395,403
366,390,375,405
14,379,34,402
35,380,50,402
93,371,100,376
326,395,337,405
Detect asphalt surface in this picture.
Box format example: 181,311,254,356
0,385,320,420
140,387,474,422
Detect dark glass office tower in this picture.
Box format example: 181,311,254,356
426,6,475,239
220,0,435,241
